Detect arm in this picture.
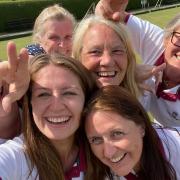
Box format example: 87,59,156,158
0,42,29,140
95,0,164,65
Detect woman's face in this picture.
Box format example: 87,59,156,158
164,26,180,83
40,19,73,56
80,24,128,88
31,64,85,142
85,110,144,176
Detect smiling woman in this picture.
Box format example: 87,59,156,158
0,54,97,180
83,85,180,180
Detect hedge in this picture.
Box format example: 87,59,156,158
0,0,177,33
0,0,59,33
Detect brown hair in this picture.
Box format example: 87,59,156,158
83,85,176,180
22,54,97,180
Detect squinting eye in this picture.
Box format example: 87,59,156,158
112,49,126,55
48,36,59,41
65,35,72,40
63,91,77,96
111,131,124,139
89,50,101,55
37,92,50,98
89,137,103,145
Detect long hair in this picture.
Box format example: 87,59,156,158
72,15,139,98
82,85,176,180
22,54,97,180
32,4,76,43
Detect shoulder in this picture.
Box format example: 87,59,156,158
26,43,46,56
0,135,28,179
154,125,180,178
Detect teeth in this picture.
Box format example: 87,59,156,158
177,55,180,60
97,71,116,77
47,117,70,123
110,153,125,163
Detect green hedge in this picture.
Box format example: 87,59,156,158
0,0,59,33
0,0,174,33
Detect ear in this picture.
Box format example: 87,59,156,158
139,126,145,138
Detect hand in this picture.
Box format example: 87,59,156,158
136,63,166,93
0,41,29,115
95,0,129,21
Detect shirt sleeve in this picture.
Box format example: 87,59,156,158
156,128,180,179
126,15,164,65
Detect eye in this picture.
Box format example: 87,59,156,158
89,49,102,56
62,91,77,96
112,49,126,55
111,130,124,139
65,35,72,41
48,35,60,41
89,137,103,145
37,92,51,98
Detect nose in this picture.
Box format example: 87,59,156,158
58,40,65,47
100,51,113,66
50,95,65,111
103,141,117,159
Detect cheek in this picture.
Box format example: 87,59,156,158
81,57,99,71
90,145,103,159
116,55,128,70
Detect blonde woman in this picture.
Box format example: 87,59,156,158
72,15,139,97
27,4,76,56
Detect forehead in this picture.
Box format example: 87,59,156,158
43,19,73,33
82,23,123,47
32,64,80,85
86,110,135,132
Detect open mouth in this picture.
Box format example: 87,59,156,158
96,71,117,77
175,54,180,60
110,153,127,163
46,116,71,125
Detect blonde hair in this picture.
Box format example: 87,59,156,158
32,4,76,43
72,15,139,97
164,13,180,40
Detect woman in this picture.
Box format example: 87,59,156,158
83,85,180,179
0,54,97,179
26,4,76,56
95,0,180,128
72,15,139,97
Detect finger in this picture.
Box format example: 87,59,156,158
139,83,155,94
0,61,9,77
18,48,29,74
2,95,12,113
112,12,121,21
152,63,166,75
7,41,18,78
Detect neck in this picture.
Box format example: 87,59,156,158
163,74,179,89
51,135,79,172
163,65,180,88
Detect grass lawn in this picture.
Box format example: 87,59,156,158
0,6,180,60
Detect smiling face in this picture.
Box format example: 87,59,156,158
80,24,128,88
31,64,85,142
85,110,144,176
164,26,180,84
40,19,73,56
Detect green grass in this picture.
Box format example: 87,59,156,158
0,36,31,60
0,6,180,60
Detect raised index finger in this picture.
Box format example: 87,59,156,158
7,41,18,78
